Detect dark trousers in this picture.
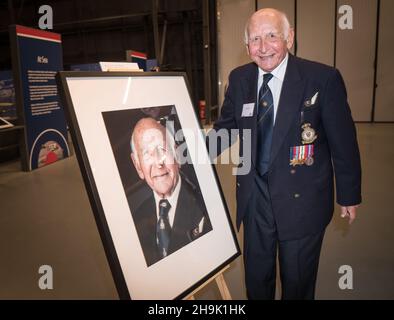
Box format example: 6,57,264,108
243,174,325,300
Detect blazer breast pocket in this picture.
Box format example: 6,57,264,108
302,102,320,112
301,103,321,125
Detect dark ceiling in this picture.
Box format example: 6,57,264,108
0,0,218,110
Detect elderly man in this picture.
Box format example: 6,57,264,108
209,8,361,299
130,117,212,267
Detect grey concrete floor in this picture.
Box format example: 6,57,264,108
0,123,393,299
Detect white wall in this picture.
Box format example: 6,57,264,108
336,0,378,121
374,0,394,121
217,0,255,107
297,0,335,66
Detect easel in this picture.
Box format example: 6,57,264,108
185,265,232,300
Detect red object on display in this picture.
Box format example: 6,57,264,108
199,100,206,120
45,151,58,165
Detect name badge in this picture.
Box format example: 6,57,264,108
241,103,255,117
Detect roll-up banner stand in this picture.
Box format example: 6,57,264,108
126,50,147,71
10,25,70,171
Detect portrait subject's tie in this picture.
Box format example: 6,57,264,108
157,199,172,258
256,73,274,176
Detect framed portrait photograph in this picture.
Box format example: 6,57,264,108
57,72,240,299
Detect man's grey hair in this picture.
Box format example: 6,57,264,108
244,9,291,45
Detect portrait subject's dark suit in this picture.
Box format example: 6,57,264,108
209,54,362,298
130,177,212,267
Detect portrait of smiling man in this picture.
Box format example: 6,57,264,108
130,117,212,267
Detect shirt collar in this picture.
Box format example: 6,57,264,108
258,52,289,82
153,175,181,211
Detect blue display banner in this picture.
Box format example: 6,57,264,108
10,25,69,171
126,50,147,71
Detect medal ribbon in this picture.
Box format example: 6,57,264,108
290,145,314,162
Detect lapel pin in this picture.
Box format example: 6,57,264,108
304,91,319,107
311,91,319,105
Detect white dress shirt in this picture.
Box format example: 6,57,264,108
257,53,289,124
153,177,181,228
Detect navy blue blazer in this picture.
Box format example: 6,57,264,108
210,54,361,240
130,177,212,266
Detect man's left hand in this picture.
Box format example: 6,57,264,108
340,205,358,224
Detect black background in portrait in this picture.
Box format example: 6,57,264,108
102,105,205,212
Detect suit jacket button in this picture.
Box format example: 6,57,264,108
294,193,300,198
290,169,296,174
237,182,240,187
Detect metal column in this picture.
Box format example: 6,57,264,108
202,0,212,124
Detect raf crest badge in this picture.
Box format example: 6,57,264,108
301,123,317,144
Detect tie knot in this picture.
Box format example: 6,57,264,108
263,73,273,86
159,199,171,217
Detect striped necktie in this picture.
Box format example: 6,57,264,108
256,73,274,175
157,199,172,258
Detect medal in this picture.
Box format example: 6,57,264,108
301,123,317,144
305,156,314,166
192,227,200,237
290,158,305,167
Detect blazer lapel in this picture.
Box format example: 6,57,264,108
137,192,160,266
240,65,259,166
169,181,191,250
269,55,305,168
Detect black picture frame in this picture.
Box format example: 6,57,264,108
57,71,240,300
